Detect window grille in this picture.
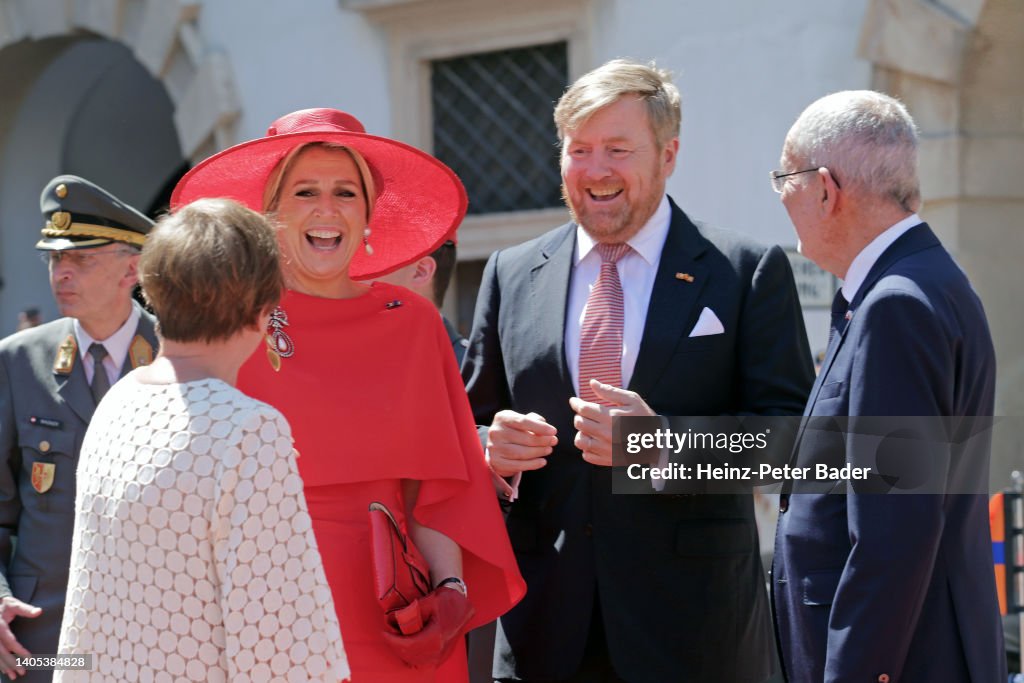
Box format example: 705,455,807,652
431,42,568,215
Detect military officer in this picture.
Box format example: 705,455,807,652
0,176,157,680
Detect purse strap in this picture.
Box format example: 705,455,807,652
368,501,409,552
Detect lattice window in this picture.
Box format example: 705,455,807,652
431,42,568,215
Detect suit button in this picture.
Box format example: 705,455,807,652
878,675,890,683
584,523,593,536
779,495,789,513
39,441,50,453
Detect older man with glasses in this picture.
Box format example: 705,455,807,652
771,91,1005,683
0,175,157,681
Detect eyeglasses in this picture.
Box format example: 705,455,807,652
41,248,136,269
769,168,819,193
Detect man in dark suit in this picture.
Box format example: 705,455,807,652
463,59,814,683
771,91,1006,683
0,176,157,680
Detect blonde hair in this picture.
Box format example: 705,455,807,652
554,59,681,148
140,198,283,343
261,142,377,221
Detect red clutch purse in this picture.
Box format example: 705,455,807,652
368,501,432,635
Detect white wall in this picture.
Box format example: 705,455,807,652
589,0,872,248
196,0,394,141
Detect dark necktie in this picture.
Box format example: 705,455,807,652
827,290,849,350
88,343,111,404
579,242,631,404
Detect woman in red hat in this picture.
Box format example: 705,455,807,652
173,109,525,682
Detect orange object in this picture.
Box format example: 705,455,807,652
990,493,1007,615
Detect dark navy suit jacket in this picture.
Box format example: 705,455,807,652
464,198,814,682
773,223,1006,682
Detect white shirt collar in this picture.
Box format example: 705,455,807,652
841,213,922,303
73,301,142,370
575,195,671,266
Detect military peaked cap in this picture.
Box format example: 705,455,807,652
37,175,153,251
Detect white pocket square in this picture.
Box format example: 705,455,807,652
688,307,725,337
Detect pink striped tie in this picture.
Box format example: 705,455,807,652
579,242,631,405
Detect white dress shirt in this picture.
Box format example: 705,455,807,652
73,301,142,385
496,197,672,501
565,195,671,395
841,213,921,304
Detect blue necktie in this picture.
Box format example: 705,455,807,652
827,290,849,350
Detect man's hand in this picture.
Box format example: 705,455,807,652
486,410,558,477
0,596,40,679
569,380,656,466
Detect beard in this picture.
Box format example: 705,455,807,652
560,165,665,242
561,184,638,241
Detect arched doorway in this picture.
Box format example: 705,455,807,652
0,37,183,330
0,0,239,332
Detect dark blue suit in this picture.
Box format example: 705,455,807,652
773,223,1006,682
465,198,814,682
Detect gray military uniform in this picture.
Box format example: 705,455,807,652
0,311,157,677
0,174,156,681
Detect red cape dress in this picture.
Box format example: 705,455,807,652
238,283,525,682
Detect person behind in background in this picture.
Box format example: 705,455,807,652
772,90,1006,683
462,59,814,682
55,198,349,682
172,108,525,681
373,236,468,366
0,176,157,681
15,309,42,333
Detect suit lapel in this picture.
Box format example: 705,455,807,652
848,223,939,312
802,223,940,419
529,225,577,397
805,317,851,413
629,200,709,398
52,320,95,424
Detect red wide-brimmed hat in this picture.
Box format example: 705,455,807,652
170,108,467,279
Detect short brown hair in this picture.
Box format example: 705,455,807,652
140,198,283,343
554,59,681,148
261,142,377,221
428,240,457,307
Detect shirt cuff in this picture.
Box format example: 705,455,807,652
485,448,521,502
